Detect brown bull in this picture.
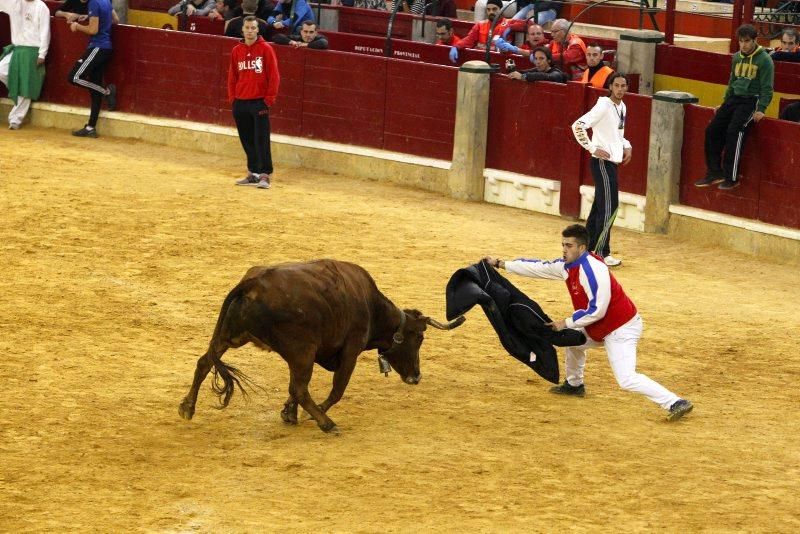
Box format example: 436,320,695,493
178,259,464,434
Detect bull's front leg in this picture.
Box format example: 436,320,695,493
288,363,338,434
280,395,298,424
318,345,359,414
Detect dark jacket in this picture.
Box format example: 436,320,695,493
445,261,586,384
272,33,329,49
522,65,568,83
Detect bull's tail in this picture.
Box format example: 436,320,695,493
206,281,263,409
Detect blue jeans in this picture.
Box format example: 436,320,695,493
512,5,557,24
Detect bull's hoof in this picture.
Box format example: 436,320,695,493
320,420,339,434
178,399,195,420
280,407,298,425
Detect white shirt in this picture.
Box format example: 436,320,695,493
571,96,632,164
0,0,52,59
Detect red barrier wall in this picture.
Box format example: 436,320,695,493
337,7,414,40
561,4,734,40
3,23,456,160
656,44,800,95
680,104,800,229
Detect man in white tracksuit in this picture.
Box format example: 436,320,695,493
485,224,694,422
0,0,51,129
571,72,631,267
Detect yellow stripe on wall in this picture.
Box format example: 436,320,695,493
127,9,179,30
654,74,799,118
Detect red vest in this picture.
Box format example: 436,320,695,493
565,253,637,341
550,35,587,80
477,18,512,49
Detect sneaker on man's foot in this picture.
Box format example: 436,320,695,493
604,255,622,267
72,126,98,138
549,381,586,397
257,175,271,189
718,180,740,191
8,123,20,130
235,173,259,186
106,83,117,111
694,174,724,187
667,399,693,421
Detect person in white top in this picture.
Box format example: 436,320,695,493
571,73,632,267
0,0,51,129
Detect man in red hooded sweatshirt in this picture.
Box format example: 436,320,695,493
228,16,280,189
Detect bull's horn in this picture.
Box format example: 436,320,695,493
425,316,466,330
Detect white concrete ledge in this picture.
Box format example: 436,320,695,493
669,204,800,241
484,169,561,216
580,185,646,231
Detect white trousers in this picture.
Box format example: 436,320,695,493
565,315,680,409
0,52,32,127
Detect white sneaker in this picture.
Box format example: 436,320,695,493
257,175,271,189
8,123,20,130
604,255,622,267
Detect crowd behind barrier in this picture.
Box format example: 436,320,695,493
0,17,798,230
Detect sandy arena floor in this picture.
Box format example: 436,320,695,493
0,126,798,532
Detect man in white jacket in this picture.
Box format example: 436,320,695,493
0,0,51,129
571,73,631,267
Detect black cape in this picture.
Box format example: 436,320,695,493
445,260,586,383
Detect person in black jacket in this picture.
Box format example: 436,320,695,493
506,46,567,83
272,20,328,49
225,0,273,38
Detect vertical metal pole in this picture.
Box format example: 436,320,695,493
665,0,675,45
730,0,744,52
742,0,755,26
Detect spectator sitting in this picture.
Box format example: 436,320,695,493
581,43,614,88
512,0,559,25
226,0,273,38
54,0,88,22
771,28,800,62
494,22,548,63
267,0,315,35
780,101,800,122
435,18,461,46
168,0,217,17
449,0,524,63
272,20,328,49
507,46,567,83
548,18,587,80
426,0,456,18
208,0,237,21
354,0,387,9
473,0,516,22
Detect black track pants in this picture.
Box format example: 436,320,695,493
587,157,619,258
233,98,273,175
704,95,757,183
68,47,112,128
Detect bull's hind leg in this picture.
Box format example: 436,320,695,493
179,348,221,420
288,361,338,434
280,395,298,424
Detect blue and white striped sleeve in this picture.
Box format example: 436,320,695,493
504,258,567,281
566,256,611,329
